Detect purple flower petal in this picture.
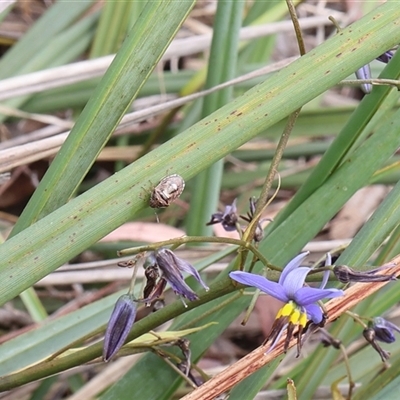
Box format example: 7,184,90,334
229,271,288,303
372,317,400,343
282,267,312,297
294,286,344,305
304,303,324,324
279,252,309,284
155,249,200,301
173,256,209,291
319,253,332,289
167,272,199,301
207,199,238,232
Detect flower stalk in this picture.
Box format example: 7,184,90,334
118,236,275,271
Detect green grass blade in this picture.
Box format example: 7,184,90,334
229,363,280,400
0,0,95,78
272,49,400,228
0,12,99,118
90,1,133,57
186,0,244,237
337,179,400,268
10,0,196,235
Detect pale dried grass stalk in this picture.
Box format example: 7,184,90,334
0,15,344,101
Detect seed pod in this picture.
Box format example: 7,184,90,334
149,174,185,208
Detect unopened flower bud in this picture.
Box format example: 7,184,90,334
355,64,372,94
103,294,137,362
333,265,395,283
241,197,271,243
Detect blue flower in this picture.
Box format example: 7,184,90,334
371,317,400,344
103,294,137,362
229,252,344,353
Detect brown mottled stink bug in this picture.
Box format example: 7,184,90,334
149,174,185,208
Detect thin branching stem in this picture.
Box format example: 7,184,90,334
118,236,276,270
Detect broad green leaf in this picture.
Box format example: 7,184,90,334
11,0,196,235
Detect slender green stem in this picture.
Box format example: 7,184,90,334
285,0,306,55
117,236,276,271
339,342,355,400
155,349,197,389
346,310,368,328
339,78,400,89
245,0,306,243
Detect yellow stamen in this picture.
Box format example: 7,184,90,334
281,302,295,317
299,312,308,328
275,301,310,328
289,309,301,324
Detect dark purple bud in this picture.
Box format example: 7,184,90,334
355,64,372,94
206,199,238,232
155,249,209,304
363,327,390,362
333,265,396,283
376,51,394,64
370,317,400,344
103,294,137,361
240,197,270,243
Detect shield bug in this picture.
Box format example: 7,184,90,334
149,174,185,208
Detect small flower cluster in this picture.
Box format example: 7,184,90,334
103,190,399,368
103,248,208,361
